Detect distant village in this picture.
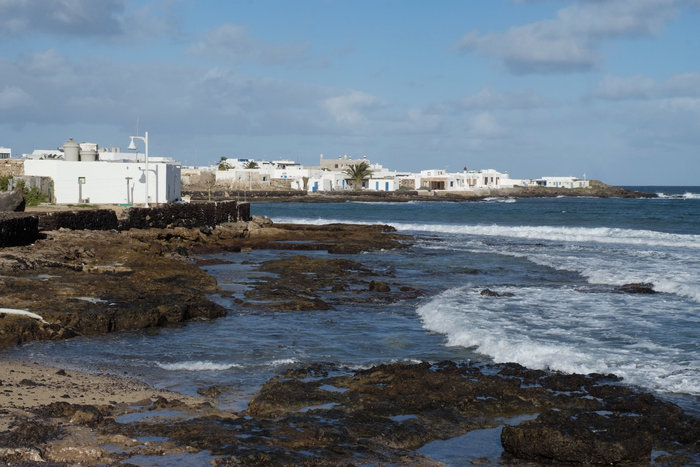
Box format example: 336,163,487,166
0,137,589,206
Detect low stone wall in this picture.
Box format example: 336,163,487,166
0,201,251,246
38,209,119,232
184,189,307,201
0,213,39,247
119,200,250,230
0,160,24,178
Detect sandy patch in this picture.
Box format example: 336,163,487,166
0,358,202,431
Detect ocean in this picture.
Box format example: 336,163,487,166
4,187,699,415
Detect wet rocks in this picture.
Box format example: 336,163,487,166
501,409,653,464
103,361,696,465
241,255,422,311
1,361,697,465
369,280,391,292
616,282,657,294
0,228,227,348
480,288,514,297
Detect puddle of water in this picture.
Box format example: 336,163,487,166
389,414,418,423
125,450,215,467
296,402,339,413
418,413,539,466
115,409,185,424
319,384,348,393
137,436,169,443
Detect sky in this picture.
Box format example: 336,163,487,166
1,0,699,185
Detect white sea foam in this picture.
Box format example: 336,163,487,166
656,191,700,200
156,361,242,371
269,358,297,366
482,197,516,203
271,216,361,225
416,285,700,396
507,247,700,303
391,223,700,250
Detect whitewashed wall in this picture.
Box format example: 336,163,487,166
23,160,181,205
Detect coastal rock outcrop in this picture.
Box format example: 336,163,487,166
501,409,653,464
12,361,691,465
0,228,227,348
616,282,657,294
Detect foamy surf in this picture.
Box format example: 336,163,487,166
156,361,243,371
416,285,700,396
391,223,700,250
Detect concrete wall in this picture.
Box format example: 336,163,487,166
23,159,181,205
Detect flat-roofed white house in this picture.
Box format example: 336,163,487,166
22,139,181,205
0,147,10,159
534,177,589,188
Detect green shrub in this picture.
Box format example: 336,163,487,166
0,175,11,191
15,180,47,206
24,186,48,206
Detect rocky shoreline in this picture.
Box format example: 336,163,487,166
184,179,657,203
1,213,698,465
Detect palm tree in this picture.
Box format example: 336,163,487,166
245,161,259,169
344,161,372,190
218,157,231,171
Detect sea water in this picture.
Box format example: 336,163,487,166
4,187,699,414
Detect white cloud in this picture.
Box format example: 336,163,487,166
0,85,33,109
455,0,679,74
188,23,310,66
322,90,383,126
467,112,502,137
0,0,125,37
456,88,550,110
594,72,700,100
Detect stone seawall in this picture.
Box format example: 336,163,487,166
0,201,251,247
0,213,39,247
38,209,120,231
119,200,250,229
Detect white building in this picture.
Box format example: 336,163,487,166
533,177,589,188
22,149,64,160
22,138,181,205
0,147,10,159
24,159,181,205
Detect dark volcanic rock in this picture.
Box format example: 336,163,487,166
369,280,391,292
103,361,697,465
0,228,227,348
480,288,514,297
501,409,653,464
0,190,25,212
616,282,657,294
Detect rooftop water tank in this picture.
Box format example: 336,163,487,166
81,148,98,161
63,138,79,161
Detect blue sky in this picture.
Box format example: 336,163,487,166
1,0,699,185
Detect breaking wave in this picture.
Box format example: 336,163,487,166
416,285,700,396
156,361,243,371
391,223,700,250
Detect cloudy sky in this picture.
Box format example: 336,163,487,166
1,0,699,185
